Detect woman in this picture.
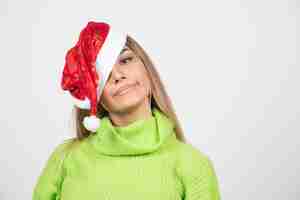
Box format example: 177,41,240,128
32,21,221,200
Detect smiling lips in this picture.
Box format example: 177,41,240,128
114,83,137,96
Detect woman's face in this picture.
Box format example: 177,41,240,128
100,47,151,114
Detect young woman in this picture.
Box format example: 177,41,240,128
32,22,221,200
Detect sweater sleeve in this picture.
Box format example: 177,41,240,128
176,144,221,200
32,138,74,200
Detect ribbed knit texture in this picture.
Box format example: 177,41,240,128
32,107,221,200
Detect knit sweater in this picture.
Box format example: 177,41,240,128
32,107,221,200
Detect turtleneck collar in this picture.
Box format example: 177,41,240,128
87,107,176,156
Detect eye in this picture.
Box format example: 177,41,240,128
119,56,133,64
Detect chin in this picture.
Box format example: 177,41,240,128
112,94,147,113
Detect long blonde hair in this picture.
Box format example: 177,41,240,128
71,35,188,144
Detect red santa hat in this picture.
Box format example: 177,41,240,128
60,21,127,132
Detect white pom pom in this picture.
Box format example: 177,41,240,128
72,96,90,109
83,115,101,132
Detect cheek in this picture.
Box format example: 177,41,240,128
100,87,111,104
134,72,151,93
134,81,148,96
130,64,149,84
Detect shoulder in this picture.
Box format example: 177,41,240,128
33,138,81,199
53,137,78,153
47,137,80,163
176,140,211,163
175,140,217,178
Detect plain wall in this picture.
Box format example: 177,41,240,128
0,0,299,199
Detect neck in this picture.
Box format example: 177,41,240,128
108,99,153,127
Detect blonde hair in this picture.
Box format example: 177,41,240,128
70,35,188,144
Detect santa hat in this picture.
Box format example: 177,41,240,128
60,21,127,132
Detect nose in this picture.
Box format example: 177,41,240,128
109,67,126,84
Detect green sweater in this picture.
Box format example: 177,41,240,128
32,107,221,200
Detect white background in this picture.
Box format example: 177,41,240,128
0,0,299,199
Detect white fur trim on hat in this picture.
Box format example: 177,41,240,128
95,27,127,100
72,96,91,109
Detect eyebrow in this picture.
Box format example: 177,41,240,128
119,47,129,55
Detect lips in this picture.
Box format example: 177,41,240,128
114,83,137,96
